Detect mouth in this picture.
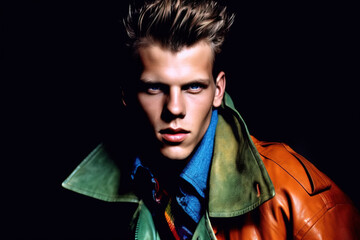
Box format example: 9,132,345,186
159,128,190,144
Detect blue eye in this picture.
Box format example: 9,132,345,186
149,86,161,91
189,84,200,90
147,85,162,94
185,83,205,93
138,81,166,95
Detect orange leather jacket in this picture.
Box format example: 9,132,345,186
212,137,360,239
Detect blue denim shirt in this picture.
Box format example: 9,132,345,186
131,109,218,223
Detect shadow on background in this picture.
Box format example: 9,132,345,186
3,1,358,238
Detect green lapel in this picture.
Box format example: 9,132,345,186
62,143,139,202
208,93,275,217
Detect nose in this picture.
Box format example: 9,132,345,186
162,87,185,120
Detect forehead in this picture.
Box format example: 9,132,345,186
138,41,213,61
137,41,214,82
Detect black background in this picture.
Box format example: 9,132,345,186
3,1,359,238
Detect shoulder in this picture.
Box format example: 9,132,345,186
251,136,331,196
251,135,354,203
251,136,360,239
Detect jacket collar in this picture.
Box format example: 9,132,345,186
208,93,275,217
62,93,275,217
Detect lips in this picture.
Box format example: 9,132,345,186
159,128,190,143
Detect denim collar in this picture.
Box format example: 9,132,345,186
179,109,218,198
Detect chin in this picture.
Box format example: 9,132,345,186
160,146,193,161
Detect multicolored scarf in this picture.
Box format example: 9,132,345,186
132,110,218,239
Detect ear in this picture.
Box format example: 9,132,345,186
213,71,226,107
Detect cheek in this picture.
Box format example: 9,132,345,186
186,94,214,124
137,94,163,123
187,90,215,111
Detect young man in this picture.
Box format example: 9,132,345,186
62,0,359,239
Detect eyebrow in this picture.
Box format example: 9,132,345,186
139,78,212,85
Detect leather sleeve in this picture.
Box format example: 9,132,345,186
302,203,360,240
254,138,360,240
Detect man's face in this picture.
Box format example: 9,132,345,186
135,41,225,161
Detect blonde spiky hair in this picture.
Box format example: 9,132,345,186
123,0,234,54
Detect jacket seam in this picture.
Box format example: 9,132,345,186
281,143,329,189
209,200,265,218
259,153,312,195
204,212,217,240
295,203,329,238
296,203,352,239
62,182,139,202
295,188,336,238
